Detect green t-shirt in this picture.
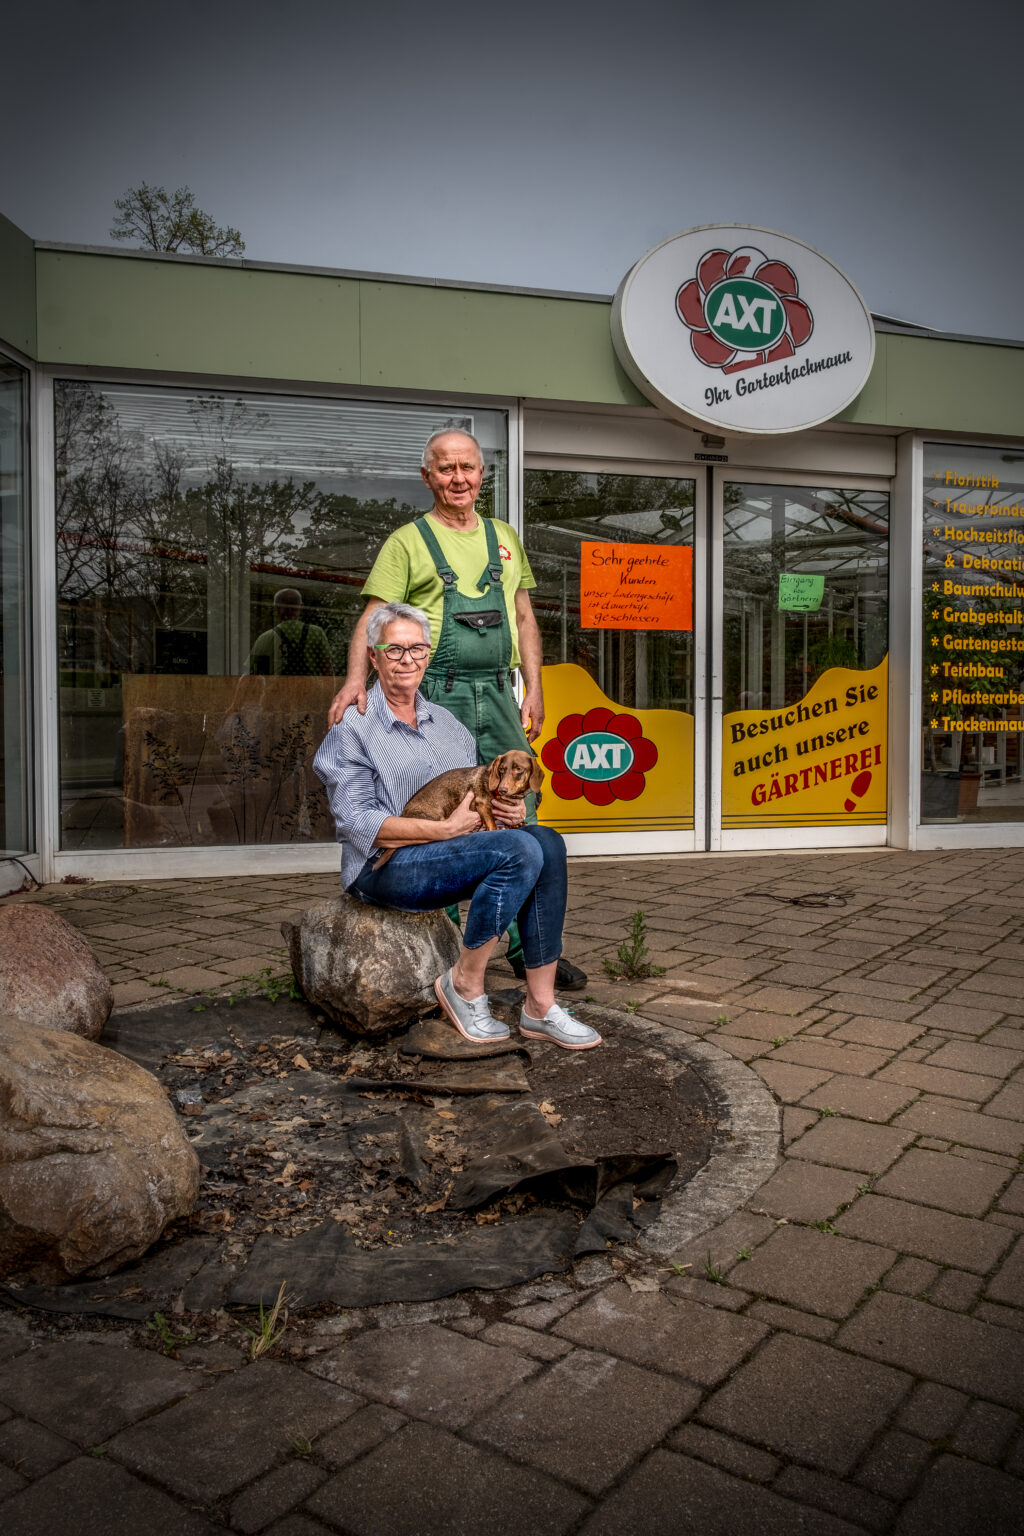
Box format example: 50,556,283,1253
247,619,333,676
362,514,536,666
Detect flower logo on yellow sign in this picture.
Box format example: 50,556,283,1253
543,707,658,805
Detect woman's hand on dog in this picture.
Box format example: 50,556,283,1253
443,790,484,839
492,794,527,829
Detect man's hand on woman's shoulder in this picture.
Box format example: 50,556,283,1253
327,679,367,727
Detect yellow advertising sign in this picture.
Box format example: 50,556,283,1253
536,663,693,832
722,658,888,827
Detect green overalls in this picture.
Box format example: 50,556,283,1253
414,514,536,963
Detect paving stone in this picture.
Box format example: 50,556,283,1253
894,1097,1023,1156
783,1106,819,1144
578,1451,863,1536
0,1339,196,1445
873,1147,1010,1216
316,1404,406,1471
468,1349,696,1495
831,1018,925,1049
788,1116,912,1173
773,1464,895,1533
719,1010,817,1042
229,1461,327,1534
975,1300,1024,1331
878,1061,1001,1102
730,1224,895,1318
309,1420,591,1536
0,1417,77,1478
741,984,826,1015
948,1399,1018,1464
772,1038,892,1076
754,1060,833,1102
0,1462,27,1499
745,1300,837,1340
700,1333,910,1474
894,1453,1022,1535
666,1423,779,1482
502,1295,581,1330
836,1292,1024,1405
0,1456,220,1534
854,1429,933,1501
927,1039,1024,1077
481,1323,573,1360
108,1361,360,1503
811,993,921,1023
903,1001,1005,1034
307,1324,537,1429
896,1381,969,1439
262,1515,335,1536
927,1269,981,1312
666,1212,777,1275
661,1275,751,1310
553,1284,767,1386
835,1194,1013,1273
801,1074,917,1123
985,1080,1024,1121
369,1297,471,1329
984,1234,1024,1305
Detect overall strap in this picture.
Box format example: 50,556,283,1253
478,516,504,592
414,516,456,587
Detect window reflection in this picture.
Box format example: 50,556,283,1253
55,383,507,848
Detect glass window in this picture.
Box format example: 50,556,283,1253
722,482,889,829
921,442,1024,824
55,383,507,849
524,470,695,832
1,357,31,864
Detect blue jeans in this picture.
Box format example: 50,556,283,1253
349,826,567,969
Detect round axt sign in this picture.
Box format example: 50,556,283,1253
542,708,657,805
611,224,875,436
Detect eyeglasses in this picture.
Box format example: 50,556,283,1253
374,642,430,662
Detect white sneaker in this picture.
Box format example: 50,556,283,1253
434,969,510,1043
519,1003,602,1050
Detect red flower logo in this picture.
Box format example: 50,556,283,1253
676,244,814,374
542,708,658,805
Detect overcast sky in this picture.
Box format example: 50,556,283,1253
3,0,1022,340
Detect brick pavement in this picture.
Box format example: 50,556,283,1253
1,847,1023,1533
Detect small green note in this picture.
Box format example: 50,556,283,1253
778,573,825,612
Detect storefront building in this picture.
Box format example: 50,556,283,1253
1,210,1023,893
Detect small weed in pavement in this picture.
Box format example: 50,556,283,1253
703,1250,725,1284
771,1035,789,1048
811,1220,838,1235
603,910,666,981
292,1435,313,1458
147,1311,195,1355
736,1246,752,1261
245,1280,292,1360
818,1106,837,1117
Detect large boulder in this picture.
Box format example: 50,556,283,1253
283,896,461,1036
0,1014,200,1283
0,905,112,1040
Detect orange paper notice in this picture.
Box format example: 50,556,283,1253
580,543,693,631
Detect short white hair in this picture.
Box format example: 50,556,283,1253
421,428,484,471
366,602,431,648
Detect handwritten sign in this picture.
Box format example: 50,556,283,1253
580,543,693,631
778,573,825,612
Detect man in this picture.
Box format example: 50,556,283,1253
326,428,586,990
248,589,334,677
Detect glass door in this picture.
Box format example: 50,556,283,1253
1,357,32,881
524,466,704,853
714,474,890,849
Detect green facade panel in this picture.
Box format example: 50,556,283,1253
17,243,1024,438
0,213,36,357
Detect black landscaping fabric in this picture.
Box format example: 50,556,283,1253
1,995,717,1315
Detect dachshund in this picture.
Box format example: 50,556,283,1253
372,750,543,868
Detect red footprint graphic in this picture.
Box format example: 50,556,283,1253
844,771,872,813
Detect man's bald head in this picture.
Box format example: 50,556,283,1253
421,429,484,471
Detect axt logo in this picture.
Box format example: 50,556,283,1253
542,707,658,806
676,245,813,374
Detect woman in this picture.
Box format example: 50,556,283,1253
313,601,600,1049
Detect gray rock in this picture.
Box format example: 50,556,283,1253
0,1013,199,1283
283,896,460,1036
0,905,112,1040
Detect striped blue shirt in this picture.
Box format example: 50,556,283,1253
313,683,477,889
